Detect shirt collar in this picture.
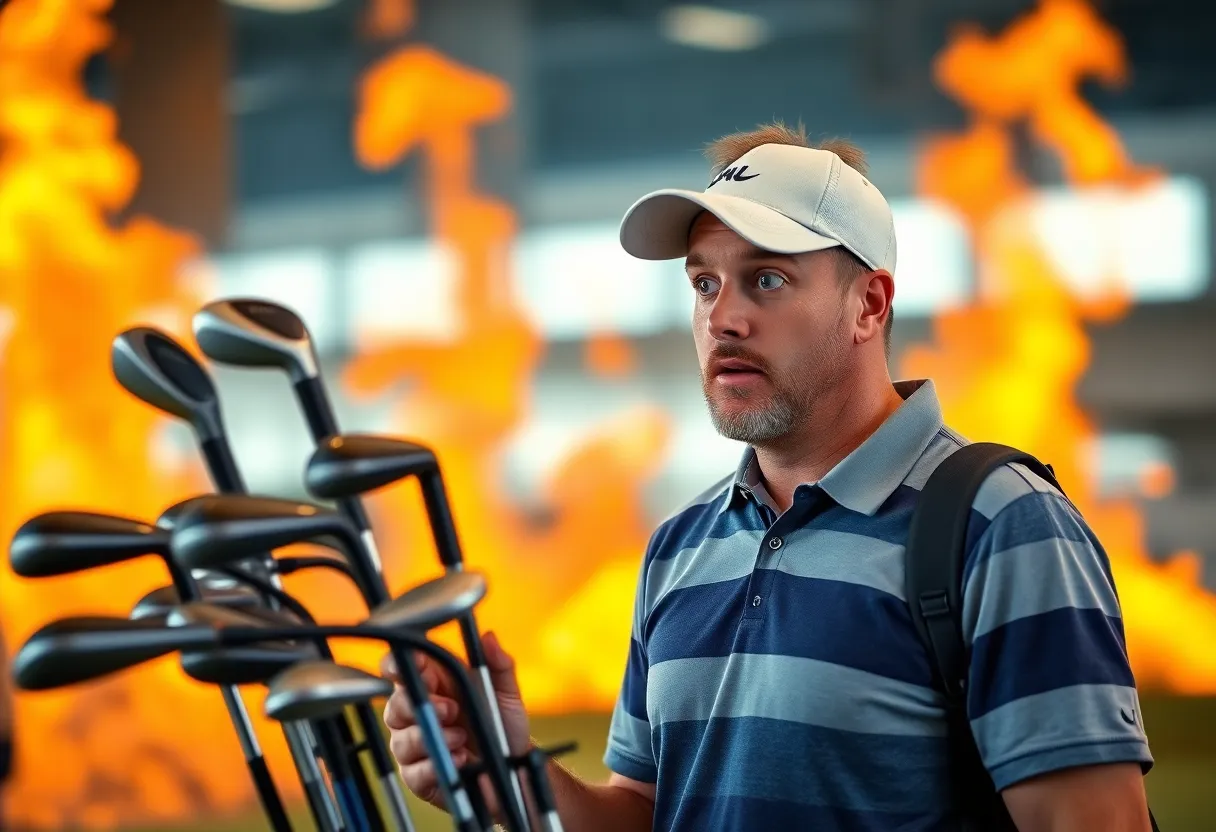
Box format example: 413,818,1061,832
719,379,944,517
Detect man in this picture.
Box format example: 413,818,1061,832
381,122,1155,830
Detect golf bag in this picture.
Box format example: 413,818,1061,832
904,441,1160,831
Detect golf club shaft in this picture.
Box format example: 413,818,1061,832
418,474,531,831
197,432,379,830
167,556,294,832
287,721,345,832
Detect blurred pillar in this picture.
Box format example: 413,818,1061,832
109,0,230,250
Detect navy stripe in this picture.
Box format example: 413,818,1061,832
963,491,1094,583
665,794,940,832
621,638,648,720
651,499,766,560
656,717,951,817
647,574,935,687
969,606,1133,718
815,485,921,545
646,577,750,663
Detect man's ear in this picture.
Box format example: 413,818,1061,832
854,269,894,346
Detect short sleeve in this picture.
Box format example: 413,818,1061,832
603,547,657,783
960,463,1153,791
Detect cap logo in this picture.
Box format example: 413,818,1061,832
707,164,759,188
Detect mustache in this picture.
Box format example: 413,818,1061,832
706,344,772,375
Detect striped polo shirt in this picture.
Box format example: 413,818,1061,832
604,379,1153,830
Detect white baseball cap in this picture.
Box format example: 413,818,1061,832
618,142,897,274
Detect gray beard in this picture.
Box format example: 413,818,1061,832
705,385,800,444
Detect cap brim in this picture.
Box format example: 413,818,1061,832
619,189,842,261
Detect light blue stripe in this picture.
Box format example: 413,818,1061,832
777,528,904,600
962,536,1122,640
901,431,965,490
607,705,653,767
973,462,1064,520
648,653,946,737
971,683,1147,777
644,531,762,618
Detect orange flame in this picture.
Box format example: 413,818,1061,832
905,0,1216,691
351,42,671,710
0,0,299,826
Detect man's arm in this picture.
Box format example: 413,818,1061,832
527,767,653,832
1002,762,1151,832
962,464,1154,827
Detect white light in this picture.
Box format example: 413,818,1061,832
225,0,339,12
344,239,460,347
888,198,973,314
513,223,672,339
1028,176,1209,302
660,5,770,52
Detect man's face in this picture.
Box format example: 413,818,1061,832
686,213,855,445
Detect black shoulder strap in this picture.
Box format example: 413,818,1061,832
906,442,1159,831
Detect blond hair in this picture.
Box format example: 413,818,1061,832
705,121,892,356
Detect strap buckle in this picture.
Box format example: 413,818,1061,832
919,589,951,619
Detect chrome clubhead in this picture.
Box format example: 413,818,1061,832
264,660,394,722
365,571,487,632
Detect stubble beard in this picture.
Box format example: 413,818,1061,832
702,309,851,447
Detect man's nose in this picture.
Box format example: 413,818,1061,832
706,282,752,341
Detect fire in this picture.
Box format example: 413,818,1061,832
0,0,298,827
350,42,671,710
905,0,1216,691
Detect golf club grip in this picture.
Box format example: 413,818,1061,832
247,755,294,832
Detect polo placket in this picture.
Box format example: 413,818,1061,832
741,484,829,621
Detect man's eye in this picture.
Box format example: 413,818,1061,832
694,277,718,295
757,273,786,290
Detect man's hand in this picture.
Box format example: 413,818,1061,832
1002,762,1152,832
380,631,531,815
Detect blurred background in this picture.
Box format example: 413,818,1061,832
2,0,1216,828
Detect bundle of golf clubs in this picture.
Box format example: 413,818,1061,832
8,298,572,832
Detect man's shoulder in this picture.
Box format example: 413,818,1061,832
909,425,1070,521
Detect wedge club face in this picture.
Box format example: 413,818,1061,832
264,660,394,722
169,494,350,571
111,327,224,442
365,570,487,631
306,433,437,499
10,511,168,578
181,643,319,687
130,583,264,621
193,298,318,382
14,616,219,690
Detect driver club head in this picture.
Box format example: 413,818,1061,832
193,298,318,382
306,433,438,500
130,583,265,621
264,660,394,722
13,615,219,691
168,494,353,572
10,511,169,578
111,327,225,442
365,570,487,632
181,642,319,687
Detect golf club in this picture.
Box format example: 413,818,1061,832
114,326,407,832
13,611,553,832
7,511,295,832
131,583,264,621
191,299,389,598
307,434,529,825
265,661,394,723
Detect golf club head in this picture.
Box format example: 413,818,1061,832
306,433,437,499
181,642,318,686
130,583,265,621
365,570,487,631
167,600,278,631
193,298,318,382
10,511,168,578
111,327,225,442
264,660,393,722
169,494,352,571
14,616,219,690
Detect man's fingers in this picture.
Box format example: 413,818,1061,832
379,651,399,682
384,688,461,730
